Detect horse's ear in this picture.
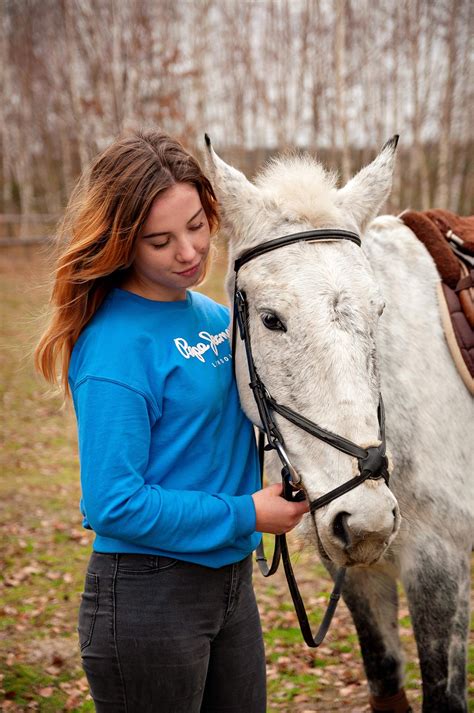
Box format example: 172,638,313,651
203,134,266,247
335,136,399,233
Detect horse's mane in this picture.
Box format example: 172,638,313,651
254,152,343,226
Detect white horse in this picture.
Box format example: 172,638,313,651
205,137,473,713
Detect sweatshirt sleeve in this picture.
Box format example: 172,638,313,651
73,377,256,553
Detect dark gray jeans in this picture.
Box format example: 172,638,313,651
78,552,266,712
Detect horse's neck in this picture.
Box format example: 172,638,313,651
363,214,471,495
363,214,440,317
363,214,445,383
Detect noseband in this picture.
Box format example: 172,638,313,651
232,228,390,647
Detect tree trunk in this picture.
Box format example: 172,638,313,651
335,0,351,182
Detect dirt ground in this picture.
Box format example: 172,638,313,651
1,246,472,712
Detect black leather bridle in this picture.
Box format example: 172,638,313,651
232,228,390,647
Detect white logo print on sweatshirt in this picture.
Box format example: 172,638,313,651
174,328,231,363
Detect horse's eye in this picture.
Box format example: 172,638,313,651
261,313,287,332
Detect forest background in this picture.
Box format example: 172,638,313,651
1,0,473,242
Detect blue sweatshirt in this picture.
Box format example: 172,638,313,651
69,288,261,568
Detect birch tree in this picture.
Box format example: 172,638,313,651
1,0,472,218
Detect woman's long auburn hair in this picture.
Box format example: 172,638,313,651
34,129,219,396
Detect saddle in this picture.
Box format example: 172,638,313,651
400,209,474,395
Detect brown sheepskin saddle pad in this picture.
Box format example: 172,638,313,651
400,209,474,394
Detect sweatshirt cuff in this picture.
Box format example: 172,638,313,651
231,494,256,537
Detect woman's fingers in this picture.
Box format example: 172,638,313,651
251,483,309,534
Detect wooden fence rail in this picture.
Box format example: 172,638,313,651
0,236,52,247
0,214,57,246
0,214,59,223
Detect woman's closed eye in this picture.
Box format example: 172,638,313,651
150,222,204,248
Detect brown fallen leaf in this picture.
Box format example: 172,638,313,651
38,687,54,697
45,665,61,676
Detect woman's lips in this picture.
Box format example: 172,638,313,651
175,262,201,277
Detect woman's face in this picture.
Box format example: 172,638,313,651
127,182,211,301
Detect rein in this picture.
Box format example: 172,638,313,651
232,228,390,648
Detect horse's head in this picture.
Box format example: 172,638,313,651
205,136,401,568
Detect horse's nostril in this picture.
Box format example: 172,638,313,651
392,508,399,532
332,511,351,547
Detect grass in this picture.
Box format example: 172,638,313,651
1,245,472,712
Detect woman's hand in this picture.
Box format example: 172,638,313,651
252,483,309,535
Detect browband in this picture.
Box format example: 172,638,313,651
234,229,361,272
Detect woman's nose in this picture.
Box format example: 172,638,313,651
176,237,197,263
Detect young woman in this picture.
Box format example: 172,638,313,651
35,129,308,713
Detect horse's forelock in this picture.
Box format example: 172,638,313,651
254,154,342,226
